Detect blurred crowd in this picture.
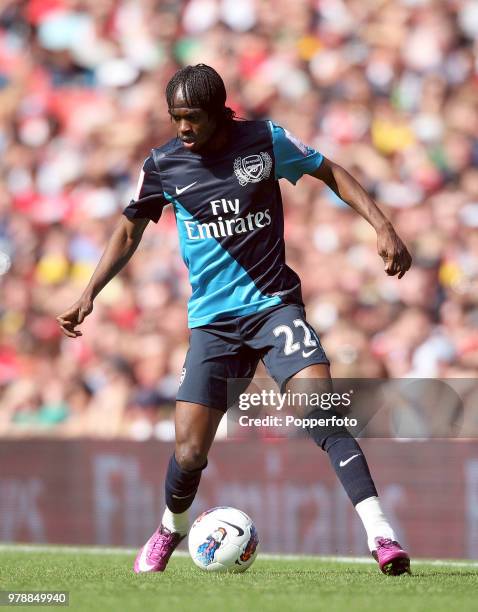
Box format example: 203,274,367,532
0,0,477,439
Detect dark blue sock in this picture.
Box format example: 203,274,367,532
323,433,378,506
304,408,378,506
165,453,207,513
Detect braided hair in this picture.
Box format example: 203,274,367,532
166,64,235,123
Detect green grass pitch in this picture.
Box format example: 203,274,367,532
0,545,477,612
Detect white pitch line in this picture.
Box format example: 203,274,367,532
0,544,137,555
0,544,477,568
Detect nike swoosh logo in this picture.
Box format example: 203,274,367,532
175,181,197,195
302,348,318,358
171,493,191,499
218,519,244,536
339,454,361,467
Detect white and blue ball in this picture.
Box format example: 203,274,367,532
188,506,259,573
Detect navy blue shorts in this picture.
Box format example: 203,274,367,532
176,303,329,412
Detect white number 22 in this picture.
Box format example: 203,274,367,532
273,319,318,355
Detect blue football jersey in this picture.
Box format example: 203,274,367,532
123,120,323,328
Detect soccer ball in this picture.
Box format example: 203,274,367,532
188,506,259,572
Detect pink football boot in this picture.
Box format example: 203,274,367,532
134,525,185,573
372,537,411,576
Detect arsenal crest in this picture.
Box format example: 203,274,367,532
234,152,272,186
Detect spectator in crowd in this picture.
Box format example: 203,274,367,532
0,0,477,438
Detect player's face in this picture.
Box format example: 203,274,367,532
169,90,218,152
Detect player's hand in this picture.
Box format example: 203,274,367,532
377,226,412,279
56,297,93,338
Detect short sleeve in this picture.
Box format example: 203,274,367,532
269,121,323,184
122,156,167,223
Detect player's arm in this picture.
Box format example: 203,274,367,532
57,155,165,338
309,159,412,278
56,216,149,338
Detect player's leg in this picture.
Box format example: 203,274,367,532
135,322,256,573
247,303,410,575
134,401,223,574
162,401,224,534
286,364,410,575
286,364,379,512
